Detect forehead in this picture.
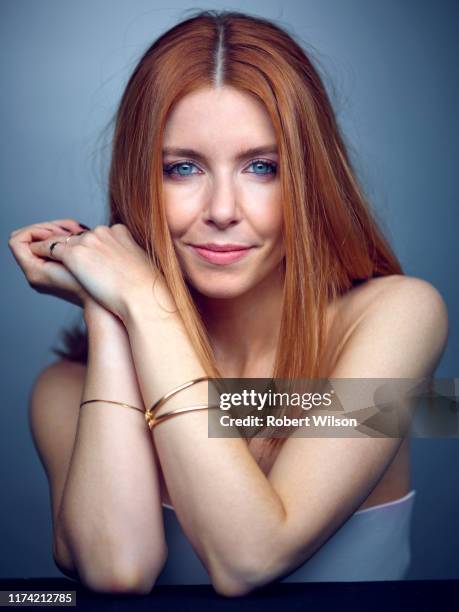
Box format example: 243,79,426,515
163,86,276,150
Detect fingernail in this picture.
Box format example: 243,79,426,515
78,222,91,230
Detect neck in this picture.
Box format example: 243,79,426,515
192,267,285,377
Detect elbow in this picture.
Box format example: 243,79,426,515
55,520,168,595
210,566,256,598
212,577,259,598
209,548,279,598
77,557,166,595
76,547,168,595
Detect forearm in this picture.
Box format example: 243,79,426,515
124,298,286,591
58,309,167,588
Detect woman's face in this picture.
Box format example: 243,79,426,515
162,85,284,299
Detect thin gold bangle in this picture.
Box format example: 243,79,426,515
80,399,144,414
148,376,212,419
146,403,220,431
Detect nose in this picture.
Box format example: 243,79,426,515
203,174,242,229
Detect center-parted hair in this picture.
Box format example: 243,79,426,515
54,9,403,448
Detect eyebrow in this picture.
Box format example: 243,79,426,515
162,145,278,162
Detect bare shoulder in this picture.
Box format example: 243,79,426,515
30,359,87,414
352,274,448,344
355,273,446,311
39,358,86,380
36,359,86,382
333,274,446,320
29,359,87,474
329,274,449,378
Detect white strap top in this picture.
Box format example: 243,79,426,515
156,490,416,584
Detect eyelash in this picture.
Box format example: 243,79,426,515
162,158,278,179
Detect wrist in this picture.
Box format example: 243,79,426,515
84,299,126,335
123,283,178,330
84,307,135,369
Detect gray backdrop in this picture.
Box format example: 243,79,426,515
1,0,457,579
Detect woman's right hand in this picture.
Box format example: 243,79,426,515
8,218,92,308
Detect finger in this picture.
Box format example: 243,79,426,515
9,223,70,240
8,228,65,270
10,239,71,288
49,219,90,232
36,231,89,261
29,236,75,261
9,219,87,239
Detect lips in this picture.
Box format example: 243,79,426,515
190,245,253,265
192,243,252,252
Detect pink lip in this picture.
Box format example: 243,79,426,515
190,245,253,265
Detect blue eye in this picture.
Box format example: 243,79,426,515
163,158,278,179
247,159,277,175
163,161,200,177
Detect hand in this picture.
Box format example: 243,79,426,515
27,223,171,322
8,219,92,308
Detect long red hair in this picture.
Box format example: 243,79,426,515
53,9,403,452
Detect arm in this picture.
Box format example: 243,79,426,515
11,221,166,590
123,276,448,597
57,302,167,594
122,288,285,596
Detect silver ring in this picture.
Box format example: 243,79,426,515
49,230,88,258
49,234,73,258
49,241,60,258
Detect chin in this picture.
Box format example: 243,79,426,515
186,274,255,300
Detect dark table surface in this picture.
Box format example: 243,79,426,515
0,578,457,611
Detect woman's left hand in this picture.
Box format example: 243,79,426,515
29,223,167,323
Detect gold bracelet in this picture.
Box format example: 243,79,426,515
145,376,212,424
80,399,144,414
147,403,220,431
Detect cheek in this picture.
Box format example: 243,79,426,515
243,185,283,238
164,188,202,236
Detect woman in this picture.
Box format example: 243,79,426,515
8,10,448,597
